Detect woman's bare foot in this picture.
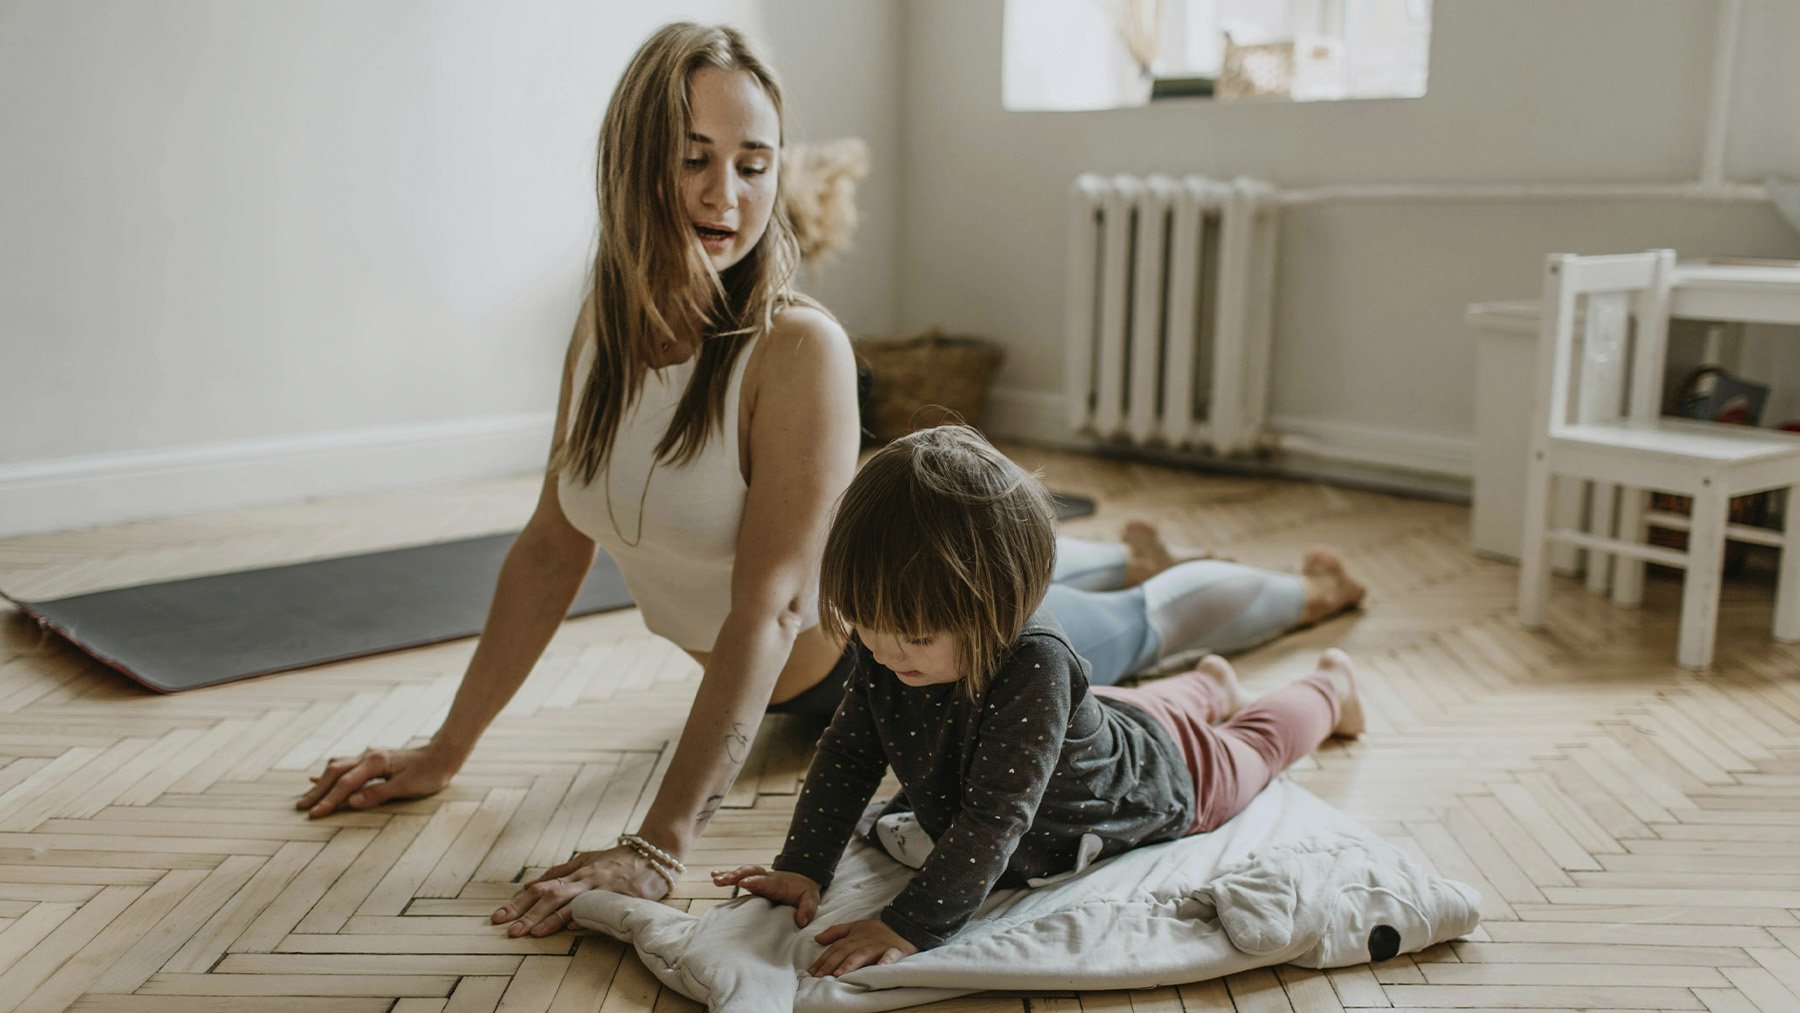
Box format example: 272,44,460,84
1192,654,1249,720
1122,520,1219,586
1315,648,1364,738
1299,550,1367,625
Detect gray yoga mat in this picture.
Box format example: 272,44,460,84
2,493,1096,695
2,534,634,694
1051,491,1096,520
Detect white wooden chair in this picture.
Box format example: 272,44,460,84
1517,249,1800,669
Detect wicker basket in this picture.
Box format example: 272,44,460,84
852,329,1005,443
1218,38,1294,101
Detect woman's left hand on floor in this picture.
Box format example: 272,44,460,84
493,844,669,936
809,918,917,977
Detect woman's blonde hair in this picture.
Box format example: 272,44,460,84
819,426,1057,697
556,22,803,483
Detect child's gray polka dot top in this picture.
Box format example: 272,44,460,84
773,607,1194,950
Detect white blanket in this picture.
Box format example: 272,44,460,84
571,779,1479,1011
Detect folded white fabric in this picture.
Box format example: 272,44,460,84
570,779,1480,1012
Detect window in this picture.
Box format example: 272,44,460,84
1003,0,1432,111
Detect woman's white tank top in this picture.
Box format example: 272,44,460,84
557,337,761,652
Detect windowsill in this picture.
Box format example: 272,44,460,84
1147,77,1428,105
1149,76,1215,100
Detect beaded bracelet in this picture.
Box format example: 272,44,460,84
619,833,686,873
619,839,678,894
618,834,681,893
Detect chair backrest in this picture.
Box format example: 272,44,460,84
1532,249,1676,443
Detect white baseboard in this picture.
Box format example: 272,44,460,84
2,398,1476,538
985,385,1472,497
1267,414,1473,480
983,386,1093,449
0,413,555,538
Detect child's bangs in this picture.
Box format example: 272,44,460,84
831,538,972,639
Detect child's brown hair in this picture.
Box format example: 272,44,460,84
819,425,1056,696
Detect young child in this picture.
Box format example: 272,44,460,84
711,426,1364,978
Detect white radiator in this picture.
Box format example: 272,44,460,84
1063,174,1280,455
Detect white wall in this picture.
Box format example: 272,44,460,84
898,0,1800,486
1727,0,1800,180
759,1,902,333
7,0,1796,537
0,0,901,536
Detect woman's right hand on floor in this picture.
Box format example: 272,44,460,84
296,744,459,818
711,865,821,927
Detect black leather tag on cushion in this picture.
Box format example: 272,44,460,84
1368,924,1402,962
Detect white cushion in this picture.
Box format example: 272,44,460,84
570,779,1480,1011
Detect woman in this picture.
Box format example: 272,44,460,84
301,22,860,937
298,21,1365,939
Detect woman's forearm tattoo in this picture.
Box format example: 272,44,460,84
695,793,725,828
725,722,750,764
693,723,751,828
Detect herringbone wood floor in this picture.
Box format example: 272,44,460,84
1,448,1797,1012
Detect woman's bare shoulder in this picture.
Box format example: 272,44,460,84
753,301,854,379
769,301,850,350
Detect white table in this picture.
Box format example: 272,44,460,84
1671,262,1800,327
1469,261,1800,561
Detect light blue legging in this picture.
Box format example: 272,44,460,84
1045,538,1307,686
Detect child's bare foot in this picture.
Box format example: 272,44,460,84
1122,520,1219,586
1192,654,1249,720
1316,648,1364,738
1300,550,1367,625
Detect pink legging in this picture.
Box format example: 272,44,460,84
1094,669,1339,835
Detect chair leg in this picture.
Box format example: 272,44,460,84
1677,483,1729,670
1612,486,1648,608
1776,486,1800,643
1518,453,1556,630
1586,481,1617,594
1550,476,1584,576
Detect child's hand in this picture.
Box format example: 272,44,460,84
710,865,821,927
808,919,917,978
